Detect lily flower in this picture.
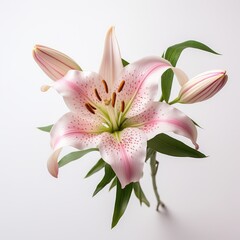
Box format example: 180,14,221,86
33,45,81,81
41,27,198,188
176,70,228,104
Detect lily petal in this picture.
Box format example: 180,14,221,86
99,27,123,88
124,102,198,148
98,128,147,188
50,112,103,151
115,57,188,118
53,70,109,116
47,148,62,178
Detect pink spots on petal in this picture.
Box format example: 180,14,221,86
50,112,103,150
125,102,198,147
99,128,147,188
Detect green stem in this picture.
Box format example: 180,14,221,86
168,97,180,105
150,151,165,211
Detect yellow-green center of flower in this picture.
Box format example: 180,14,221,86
85,80,126,133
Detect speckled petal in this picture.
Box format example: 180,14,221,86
98,128,147,188
124,102,198,148
53,70,111,116
114,57,188,118
50,112,104,151
99,27,123,89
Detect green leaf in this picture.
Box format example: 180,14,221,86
192,119,202,128
58,148,98,168
37,124,53,132
109,177,117,191
93,164,115,196
147,133,206,158
111,180,133,228
133,182,150,207
85,158,105,178
122,58,129,67
161,40,219,102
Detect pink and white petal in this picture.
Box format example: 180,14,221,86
47,148,62,178
98,128,147,188
50,112,104,151
53,70,110,116
99,27,123,89
114,57,188,118
124,102,198,148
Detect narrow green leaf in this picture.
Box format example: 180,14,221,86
111,180,133,228
192,119,202,128
93,164,115,196
109,177,117,191
85,158,105,178
162,40,219,102
147,133,206,158
37,124,53,132
122,58,129,67
133,182,150,207
58,148,98,168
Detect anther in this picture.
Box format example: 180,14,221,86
94,88,102,101
121,101,125,112
85,103,95,114
117,80,125,93
111,92,116,107
102,80,108,93
88,103,96,110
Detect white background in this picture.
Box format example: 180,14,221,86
1,0,239,239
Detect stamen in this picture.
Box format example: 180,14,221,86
121,101,125,112
88,103,96,110
111,92,116,107
102,80,108,93
85,103,95,114
117,80,125,93
94,88,102,101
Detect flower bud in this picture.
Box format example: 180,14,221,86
178,70,227,104
33,45,81,81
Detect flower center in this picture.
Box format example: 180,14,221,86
85,79,126,132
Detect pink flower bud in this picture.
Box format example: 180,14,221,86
33,45,81,81
178,70,228,104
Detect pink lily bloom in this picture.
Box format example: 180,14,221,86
43,27,198,188
177,70,228,104
33,45,81,81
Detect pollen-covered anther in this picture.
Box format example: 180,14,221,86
102,79,109,93
111,92,116,107
85,103,95,114
117,80,125,93
94,88,102,101
121,101,125,112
